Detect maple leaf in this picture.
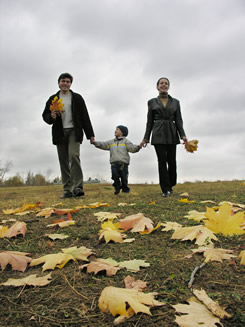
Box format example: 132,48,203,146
100,220,121,231
99,228,124,243
3,221,27,238
239,250,245,265
47,220,76,228
193,288,232,319
140,221,161,235
62,246,94,262
178,198,195,203
3,202,41,215
203,202,245,236
185,139,198,153
94,211,121,222
89,202,110,208
119,213,154,233
161,221,182,232
171,225,218,246
124,276,147,291
118,259,150,272
50,96,64,112
30,253,75,271
1,273,52,287
0,251,32,272
118,202,136,206
54,208,79,215
184,210,206,222
191,246,236,263
36,208,55,218
45,233,69,240
99,286,164,319
219,201,245,210
173,297,223,327
81,259,121,276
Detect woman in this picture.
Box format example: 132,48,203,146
140,77,187,197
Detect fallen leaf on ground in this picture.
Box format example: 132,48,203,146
171,225,218,246
54,208,79,215
193,288,232,319
200,200,216,204
219,201,245,210
140,221,161,234
123,238,135,243
239,250,245,265
100,220,121,231
47,220,76,228
173,297,223,327
3,202,41,215
0,218,16,224
118,202,136,207
36,208,55,218
62,246,94,262
185,210,206,222
99,229,124,243
161,222,182,232
185,139,198,153
178,198,195,203
89,202,110,208
180,192,189,197
119,213,154,233
2,221,27,238
1,273,52,287
99,286,164,319
124,276,147,291
45,233,69,240
30,252,75,271
50,96,64,112
204,202,245,236
118,259,150,272
81,259,121,276
0,226,9,237
94,211,121,221
0,251,32,272
191,246,236,263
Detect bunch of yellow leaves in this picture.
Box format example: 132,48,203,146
185,139,198,153
50,96,64,113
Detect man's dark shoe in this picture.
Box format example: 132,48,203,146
114,189,120,195
74,188,85,197
162,191,171,197
60,192,73,199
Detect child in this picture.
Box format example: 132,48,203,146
92,125,141,194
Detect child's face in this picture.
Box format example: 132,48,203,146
115,127,123,138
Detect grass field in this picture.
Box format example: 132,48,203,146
0,181,244,326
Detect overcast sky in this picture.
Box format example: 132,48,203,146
1,0,245,185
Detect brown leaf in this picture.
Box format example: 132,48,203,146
1,273,52,287
0,251,32,272
124,276,147,291
3,221,27,238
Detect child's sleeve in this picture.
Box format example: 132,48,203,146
93,139,112,151
125,139,140,153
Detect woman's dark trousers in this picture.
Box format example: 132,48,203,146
154,144,177,193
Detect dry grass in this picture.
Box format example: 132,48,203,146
0,181,244,326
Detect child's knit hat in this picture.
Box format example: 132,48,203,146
117,125,128,137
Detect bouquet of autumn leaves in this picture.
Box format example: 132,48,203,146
50,96,64,113
185,139,199,153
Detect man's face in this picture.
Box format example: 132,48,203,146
59,78,72,93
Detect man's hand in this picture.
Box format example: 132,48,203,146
90,137,95,144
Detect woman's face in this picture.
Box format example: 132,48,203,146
157,78,169,93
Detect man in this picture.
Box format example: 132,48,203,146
43,73,95,198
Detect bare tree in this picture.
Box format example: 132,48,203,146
0,160,13,184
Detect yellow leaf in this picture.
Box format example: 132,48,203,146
45,233,69,240
47,220,76,228
173,297,224,326
118,259,150,272
180,192,189,197
185,210,206,222
50,96,64,112
62,246,93,262
0,226,9,237
161,221,182,232
94,211,121,222
239,250,245,265
171,225,218,246
191,247,236,263
203,202,245,236
149,201,156,206
89,202,110,208
30,252,75,271
99,286,164,319
99,229,124,243
36,208,55,218
100,220,121,231
185,139,198,153
1,273,52,287
178,198,195,203
118,202,136,207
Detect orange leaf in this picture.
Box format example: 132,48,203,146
50,96,64,112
